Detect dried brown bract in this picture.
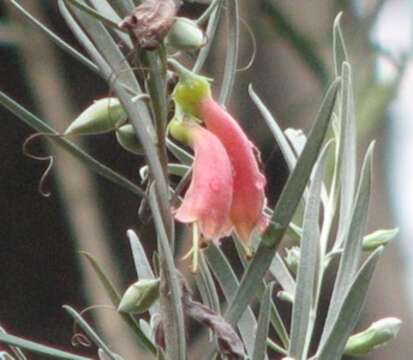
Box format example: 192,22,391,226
119,0,182,50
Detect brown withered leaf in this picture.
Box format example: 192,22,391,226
180,278,245,360
119,0,182,50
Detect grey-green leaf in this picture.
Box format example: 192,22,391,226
219,0,239,105
127,230,159,315
252,283,274,360
289,142,331,359
316,247,383,360
0,333,90,360
320,142,374,346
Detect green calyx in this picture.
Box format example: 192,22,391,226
169,59,211,116
168,118,193,145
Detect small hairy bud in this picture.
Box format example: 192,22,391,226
344,317,402,356
118,278,160,314
362,228,399,251
166,17,205,51
65,98,126,136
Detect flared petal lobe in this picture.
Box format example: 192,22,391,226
173,122,233,240
199,98,268,246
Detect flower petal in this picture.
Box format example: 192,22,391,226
174,123,233,241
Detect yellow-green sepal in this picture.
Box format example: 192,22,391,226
169,59,211,116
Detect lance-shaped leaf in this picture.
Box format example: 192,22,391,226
316,247,383,360
0,332,90,360
320,142,375,346
219,0,239,105
252,283,274,360
289,142,331,359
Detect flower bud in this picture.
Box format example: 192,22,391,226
166,17,205,51
285,246,300,275
115,124,143,154
344,317,402,356
65,98,127,135
362,228,399,251
277,291,294,304
118,278,160,314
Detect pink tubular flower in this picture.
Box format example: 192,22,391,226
170,120,233,241
170,59,268,253
199,98,268,249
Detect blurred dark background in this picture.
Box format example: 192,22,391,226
0,0,412,359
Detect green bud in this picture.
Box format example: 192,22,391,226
166,17,205,51
362,228,399,251
115,124,143,155
118,278,160,314
285,246,300,275
344,317,402,356
65,98,127,135
277,291,294,304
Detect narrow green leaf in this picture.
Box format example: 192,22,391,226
196,253,221,312
80,251,120,304
0,91,145,198
219,0,239,104
252,283,274,360
289,142,330,359
332,12,349,77
222,77,339,330
316,247,383,360
80,252,156,354
64,0,120,30
269,254,295,296
106,0,134,17
193,0,224,73
63,306,120,360
87,0,122,23
320,142,375,347
126,230,159,315
127,230,156,280
0,333,90,360
166,139,193,166
336,62,357,243
0,327,26,360
249,85,297,171
268,77,341,232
